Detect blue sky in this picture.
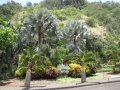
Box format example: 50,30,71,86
0,0,119,6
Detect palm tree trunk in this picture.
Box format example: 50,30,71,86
81,66,86,83
38,29,43,49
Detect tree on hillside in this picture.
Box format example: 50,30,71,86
26,1,32,7
0,0,22,21
41,0,62,9
63,0,87,6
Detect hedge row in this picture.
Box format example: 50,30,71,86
15,63,96,79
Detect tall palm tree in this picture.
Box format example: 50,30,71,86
58,20,91,83
21,8,59,52
58,20,90,54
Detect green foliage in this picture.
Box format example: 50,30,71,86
41,0,62,9
45,66,58,79
68,63,82,78
0,0,22,20
88,64,97,74
0,19,6,26
59,22,64,29
31,65,45,79
51,6,80,20
83,51,97,63
84,65,91,75
15,66,27,78
0,27,17,50
18,47,40,67
50,46,68,67
43,60,53,66
85,17,95,27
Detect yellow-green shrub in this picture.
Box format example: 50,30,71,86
31,65,45,79
84,65,91,75
15,66,27,78
68,63,82,78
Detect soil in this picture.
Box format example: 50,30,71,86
0,71,120,87
0,78,63,87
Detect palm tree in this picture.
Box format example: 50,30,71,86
58,20,91,83
106,45,120,72
59,20,90,54
74,51,97,83
21,8,59,52
18,46,40,68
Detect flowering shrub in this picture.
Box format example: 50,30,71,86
57,64,69,75
45,66,58,79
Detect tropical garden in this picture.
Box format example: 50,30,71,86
0,0,120,83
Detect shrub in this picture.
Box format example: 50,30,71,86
59,22,64,29
84,65,91,75
36,59,52,66
74,13,82,20
43,60,52,66
57,64,69,76
45,66,58,79
88,64,97,74
85,17,96,27
68,63,82,78
15,66,27,78
31,65,45,79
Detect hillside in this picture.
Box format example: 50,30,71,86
9,0,120,45
10,6,108,39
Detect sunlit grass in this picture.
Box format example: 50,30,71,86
57,73,104,82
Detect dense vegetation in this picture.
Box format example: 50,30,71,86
0,0,120,80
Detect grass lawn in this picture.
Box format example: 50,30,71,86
57,73,104,82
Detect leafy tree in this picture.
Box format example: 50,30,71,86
0,27,17,77
26,1,32,7
106,45,120,72
41,0,62,9
0,0,22,21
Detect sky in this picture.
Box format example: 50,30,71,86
0,0,119,6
